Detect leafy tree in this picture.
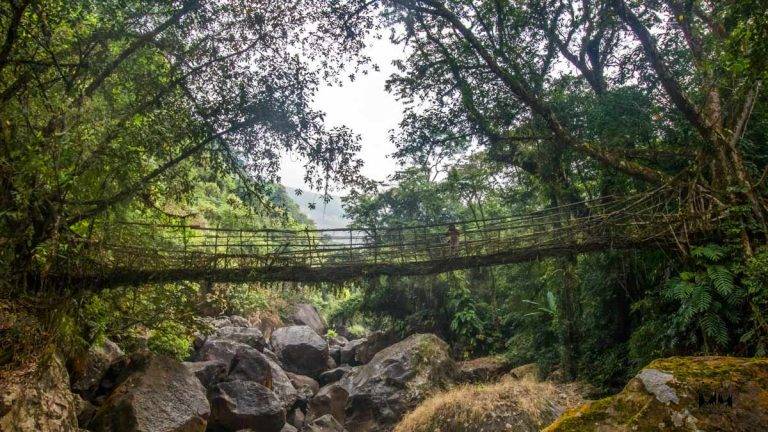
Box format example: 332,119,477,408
0,0,365,293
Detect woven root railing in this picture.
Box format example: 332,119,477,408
51,187,722,287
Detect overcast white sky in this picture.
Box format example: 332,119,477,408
278,37,405,194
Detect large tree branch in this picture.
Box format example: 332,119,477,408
610,0,717,147
395,0,668,184
70,35,263,182
80,0,199,100
65,120,248,227
0,0,30,74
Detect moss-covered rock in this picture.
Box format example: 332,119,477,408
545,356,768,432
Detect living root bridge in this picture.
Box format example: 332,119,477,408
71,237,679,288
52,187,721,288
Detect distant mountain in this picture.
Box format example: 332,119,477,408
283,187,350,229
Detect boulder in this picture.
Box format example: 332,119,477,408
0,353,80,432
76,395,98,428
193,339,274,389
194,338,249,364
325,356,338,372
455,355,512,383
266,358,299,410
228,347,273,388
307,414,348,432
340,333,456,432
286,407,306,429
183,360,228,390
545,356,768,432
213,326,266,351
308,384,349,425
203,315,249,329
286,372,320,405
90,354,210,432
90,351,147,402
263,348,281,364
319,366,352,386
270,326,330,377
328,336,348,365
209,381,285,432
329,347,342,366
228,315,251,327
280,424,298,432
354,331,395,365
70,339,124,395
329,335,349,348
339,339,366,366
394,376,583,432
291,304,327,336
509,363,540,381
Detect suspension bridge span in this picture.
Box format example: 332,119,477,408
56,188,719,288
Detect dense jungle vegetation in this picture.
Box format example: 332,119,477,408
2,0,768,394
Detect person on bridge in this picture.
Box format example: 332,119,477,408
447,223,460,255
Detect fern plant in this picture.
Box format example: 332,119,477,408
664,244,743,351
447,273,486,358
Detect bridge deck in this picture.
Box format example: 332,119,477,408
55,188,715,287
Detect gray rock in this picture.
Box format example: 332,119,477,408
194,338,250,364
209,381,285,432
318,366,352,386
456,356,513,383
263,348,281,363
75,395,97,428
90,355,210,432
328,336,349,348
228,315,251,327
291,304,327,336
637,368,679,404
340,334,455,432
354,331,395,365
339,339,366,366
204,316,235,329
286,407,305,429
0,353,80,432
329,346,342,366
183,360,228,390
213,326,266,351
70,339,124,395
326,356,338,371
267,358,298,410
286,372,320,405
270,326,330,377
280,424,298,432
308,383,348,425
307,414,347,432
228,347,273,388
328,336,347,365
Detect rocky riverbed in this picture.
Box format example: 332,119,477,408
2,304,768,431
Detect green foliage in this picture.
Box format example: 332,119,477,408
523,291,557,318
210,285,269,317
147,321,193,360
664,245,743,351
446,273,485,358
743,249,768,355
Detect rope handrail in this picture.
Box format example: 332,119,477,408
51,186,719,286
